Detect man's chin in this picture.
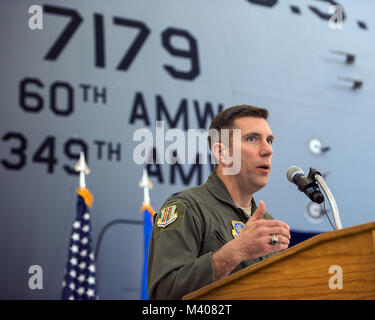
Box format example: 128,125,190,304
254,179,268,190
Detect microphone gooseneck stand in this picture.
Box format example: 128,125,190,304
309,168,343,230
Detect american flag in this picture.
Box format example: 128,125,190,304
62,193,97,300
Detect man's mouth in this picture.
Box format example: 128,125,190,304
256,164,270,172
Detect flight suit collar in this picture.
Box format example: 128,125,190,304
205,171,257,216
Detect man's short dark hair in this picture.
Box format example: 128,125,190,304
208,104,268,150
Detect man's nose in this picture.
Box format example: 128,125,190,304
260,140,273,157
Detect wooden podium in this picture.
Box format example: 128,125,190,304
184,221,375,300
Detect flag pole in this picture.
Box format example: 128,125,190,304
74,152,93,208
75,152,90,189
139,168,153,206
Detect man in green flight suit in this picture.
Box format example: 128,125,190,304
147,104,291,300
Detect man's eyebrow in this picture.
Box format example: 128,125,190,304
242,132,275,140
242,131,261,137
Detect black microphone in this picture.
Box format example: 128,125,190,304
286,166,324,204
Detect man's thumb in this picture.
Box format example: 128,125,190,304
250,200,266,221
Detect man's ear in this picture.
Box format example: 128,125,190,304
211,142,221,163
211,142,231,165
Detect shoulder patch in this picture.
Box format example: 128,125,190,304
156,201,186,229
231,221,245,239
157,204,178,228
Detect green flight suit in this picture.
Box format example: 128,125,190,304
147,171,274,300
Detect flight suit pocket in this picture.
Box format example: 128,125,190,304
201,229,228,255
213,230,227,245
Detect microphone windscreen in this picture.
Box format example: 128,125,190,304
286,166,303,183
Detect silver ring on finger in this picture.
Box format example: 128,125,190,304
269,234,278,245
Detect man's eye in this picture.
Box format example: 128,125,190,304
247,136,256,142
267,138,274,144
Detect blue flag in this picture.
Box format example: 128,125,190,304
141,204,155,300
62,189,97,300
